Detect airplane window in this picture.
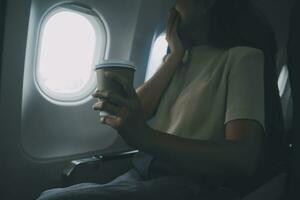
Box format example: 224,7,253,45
278,65,289,97
145,33,168,81
36,8,104,104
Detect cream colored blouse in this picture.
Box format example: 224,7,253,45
153,46,265,141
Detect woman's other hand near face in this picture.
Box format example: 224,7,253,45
166,8,185,61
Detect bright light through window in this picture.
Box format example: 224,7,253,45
145,33,168,81
36,8,103,103
278,65,289,97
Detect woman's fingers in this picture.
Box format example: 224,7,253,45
93,90,128,107
104,72,135,97
93,100,119,115
166,8,177,41
100,115,122,129
170,14,180,40
166,8,184,57
104,92,128,106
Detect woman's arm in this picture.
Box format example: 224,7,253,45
139,119,263,178
137,9,185,120
136,53,183,120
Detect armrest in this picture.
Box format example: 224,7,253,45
62,150,139,181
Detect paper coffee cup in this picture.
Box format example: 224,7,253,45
95,59,136,117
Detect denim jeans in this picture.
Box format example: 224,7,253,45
36,152,240,200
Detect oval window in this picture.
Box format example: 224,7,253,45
145,33,168,81
36,7,106,104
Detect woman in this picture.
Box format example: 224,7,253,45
38,0,277,199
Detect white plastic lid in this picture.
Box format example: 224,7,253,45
95,59,136,71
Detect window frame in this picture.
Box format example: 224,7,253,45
34,3,108,106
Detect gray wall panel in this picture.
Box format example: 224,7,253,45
21,0,173,159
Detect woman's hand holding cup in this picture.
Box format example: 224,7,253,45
92,61,150,148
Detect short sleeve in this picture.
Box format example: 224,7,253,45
225,47,265,130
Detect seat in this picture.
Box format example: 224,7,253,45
286,0,300,198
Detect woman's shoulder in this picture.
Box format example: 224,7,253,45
224,46,265,71
227,46,264,59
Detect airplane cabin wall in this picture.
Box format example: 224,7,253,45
0,0,174,199
21,0,174,160
22,0,142,159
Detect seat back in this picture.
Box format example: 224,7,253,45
230,3,289,195
263,39,287,176
287,0,300,198
237,44,288,196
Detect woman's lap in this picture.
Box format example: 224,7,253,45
36,169,239,200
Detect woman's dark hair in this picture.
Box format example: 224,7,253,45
209,0,276,51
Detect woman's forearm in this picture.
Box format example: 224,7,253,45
139,126,261,178
136,53,183,120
